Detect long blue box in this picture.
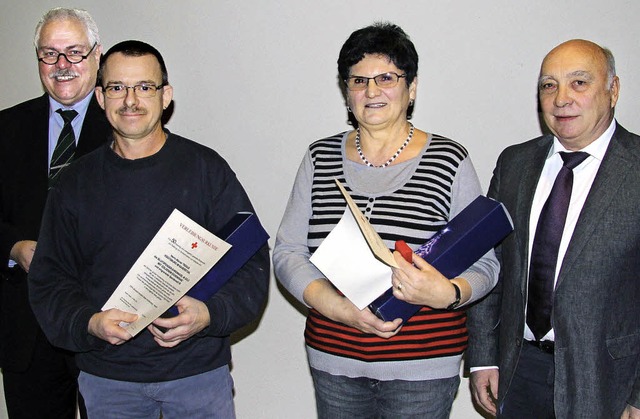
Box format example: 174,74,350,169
167,212,269,316
368,195,513,323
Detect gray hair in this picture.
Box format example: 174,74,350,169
601,46,616,88
34,7,100,48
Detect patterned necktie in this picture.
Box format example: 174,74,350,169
49,109,78,187
526,151,589,341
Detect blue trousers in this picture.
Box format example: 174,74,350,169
499,342,555,419
311,368,460,419
78,365,235,419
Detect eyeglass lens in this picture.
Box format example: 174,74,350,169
104,84,162,98
38,43,96,65
346,73,404,91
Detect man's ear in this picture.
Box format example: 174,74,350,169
610,75,620,109
162,84,173,110
95,86,105,110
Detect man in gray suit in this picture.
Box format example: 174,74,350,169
467,39,640,418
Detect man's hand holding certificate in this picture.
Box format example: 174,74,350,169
101,209,231,337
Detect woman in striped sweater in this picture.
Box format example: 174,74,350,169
273,22,498,419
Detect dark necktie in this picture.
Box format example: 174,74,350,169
49,109,78,187
527,151,589,341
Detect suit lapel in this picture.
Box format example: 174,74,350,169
25,94,109,191
24,94,51,191
557,126,635,286
76,95,110,155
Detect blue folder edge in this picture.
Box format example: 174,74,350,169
368,195,513,323
166,212,269,316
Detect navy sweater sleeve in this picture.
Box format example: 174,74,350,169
28,179,107,352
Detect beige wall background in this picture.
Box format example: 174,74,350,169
1,1,639,418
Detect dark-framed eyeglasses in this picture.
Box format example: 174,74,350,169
344,72,407,91
101,83,166,99
37,42,98,65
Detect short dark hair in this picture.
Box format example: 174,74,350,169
98,40,169,86
337,22,418,86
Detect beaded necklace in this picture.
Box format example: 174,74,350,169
355,123,414,168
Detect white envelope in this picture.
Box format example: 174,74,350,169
309,180,398,310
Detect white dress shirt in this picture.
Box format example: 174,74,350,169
524,119,616,342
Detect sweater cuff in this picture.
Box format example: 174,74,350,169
72,307,108,352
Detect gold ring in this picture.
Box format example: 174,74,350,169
396,283,402,291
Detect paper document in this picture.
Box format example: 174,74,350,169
309,179,397,310
334,180,398,268
166,212,269,316
102,209,231,336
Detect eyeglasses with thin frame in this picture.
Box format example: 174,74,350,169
101,83,166,99
344,72,407,91
37,42,98,65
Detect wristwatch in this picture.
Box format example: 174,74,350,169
447,282,461,310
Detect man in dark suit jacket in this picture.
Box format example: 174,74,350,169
467,39,640,418
0,8,109,419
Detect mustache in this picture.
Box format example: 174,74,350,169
49,68,79,79
117,106,147,115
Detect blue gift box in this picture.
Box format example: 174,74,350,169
167,212,269,316
368,195,513,323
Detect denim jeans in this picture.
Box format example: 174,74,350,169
78,366,235,419
311,368,460,419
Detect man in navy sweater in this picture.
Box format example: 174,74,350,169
28,40,269,418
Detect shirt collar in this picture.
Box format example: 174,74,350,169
549,119,616,162
48,91,94,117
